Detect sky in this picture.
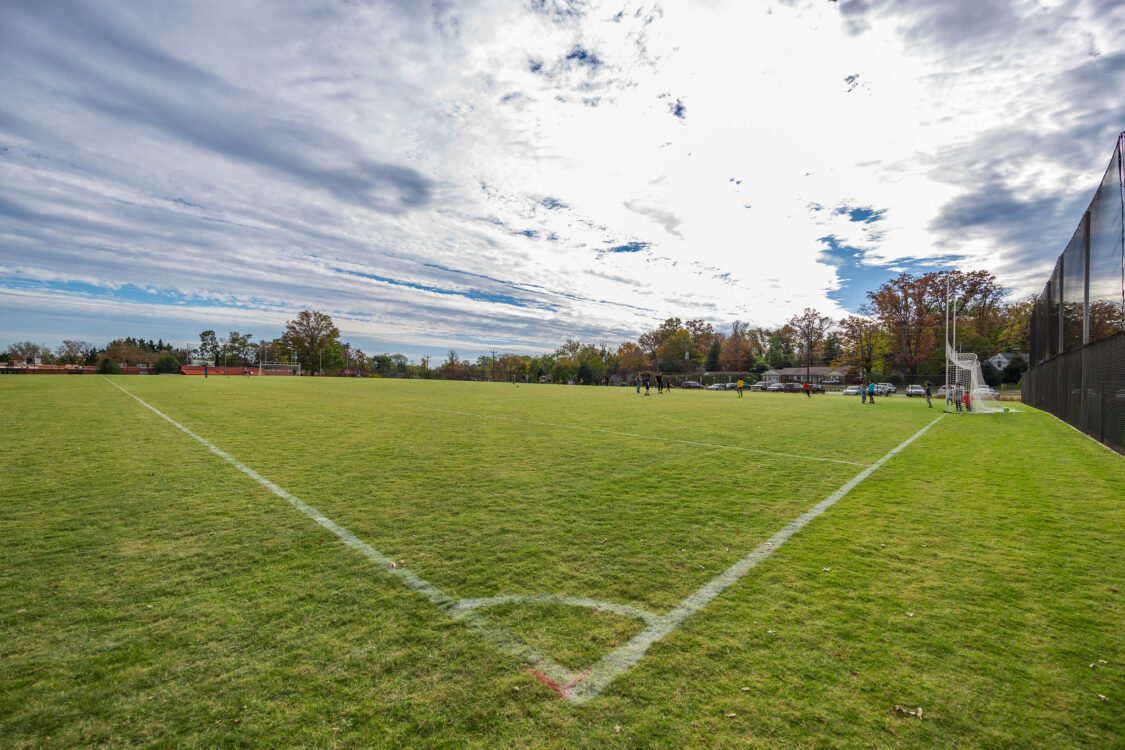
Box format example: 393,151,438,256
2,0,1123,360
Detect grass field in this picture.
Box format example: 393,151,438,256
1,375,1122,748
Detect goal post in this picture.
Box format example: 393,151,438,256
944,351,1004,414
943,275,1010,414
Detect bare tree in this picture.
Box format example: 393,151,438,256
56,339,93,364
8,341,46,360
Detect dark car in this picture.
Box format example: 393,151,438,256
681,380,703,389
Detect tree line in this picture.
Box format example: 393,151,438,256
3,270,1032,384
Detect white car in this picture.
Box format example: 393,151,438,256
905,385,926,397
877,382,897,394
842,385,863,396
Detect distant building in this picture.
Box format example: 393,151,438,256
762,366,853,384
987,351,1027,371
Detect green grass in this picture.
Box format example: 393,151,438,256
1,375,1122,748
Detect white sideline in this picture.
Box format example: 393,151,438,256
103,377,943,703
408,406,869,467
565,412,946,703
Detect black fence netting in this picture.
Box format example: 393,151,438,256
1026,132,1125,454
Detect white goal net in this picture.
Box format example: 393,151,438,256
258,362,301,376
944,352,1004,414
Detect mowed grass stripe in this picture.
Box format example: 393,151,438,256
106,377,878,611
405,404,869,466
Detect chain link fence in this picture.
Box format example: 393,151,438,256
1025,132,1125,454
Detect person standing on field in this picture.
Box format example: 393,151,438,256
867,381,876,404
643,373,651,396
635,373,641,394
204,364,208,378
924,382,933,408
803,381,812,398
656,371,664,394
736,377,744,397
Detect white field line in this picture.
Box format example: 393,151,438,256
100,377,581,690
565,413,946,704
407,406,869,467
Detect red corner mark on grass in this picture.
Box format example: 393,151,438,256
528,668,592,699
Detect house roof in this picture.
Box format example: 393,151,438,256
776,366,847,376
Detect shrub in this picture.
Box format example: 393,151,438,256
98,358,122,374
154,353,182,374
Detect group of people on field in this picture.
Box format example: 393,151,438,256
635,371,673,395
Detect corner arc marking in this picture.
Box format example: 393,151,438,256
453,594,659,626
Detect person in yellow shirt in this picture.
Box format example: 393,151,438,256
736,377,744,397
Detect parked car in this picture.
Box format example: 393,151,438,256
877,382,897,393
706,383,726,390
842,385,863,396
767,382,786,392
874,384,893,396
905,385,926,397
749,381,770,391
681,380,703,389
822,377,842,385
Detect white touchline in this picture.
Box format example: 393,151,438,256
104,377,942,704
409,406,869,467
565,412,946,703
100,377,581,691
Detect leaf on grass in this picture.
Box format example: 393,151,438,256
725,712,737,717
822,567,831,572
741,687,750,692
905,612,914,617
893,705,923,719
614,724,621,733
1098,694,1109,703
388,561,397,569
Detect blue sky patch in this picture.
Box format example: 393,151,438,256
333,266,534,309
604,242,649,253
817,235,961,311
839,205,885,223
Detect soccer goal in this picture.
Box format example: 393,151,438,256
944,351,1003,414
258,362,301,376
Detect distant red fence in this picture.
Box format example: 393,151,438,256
0,364,300,376
0,365,97,374
180,365,293,376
